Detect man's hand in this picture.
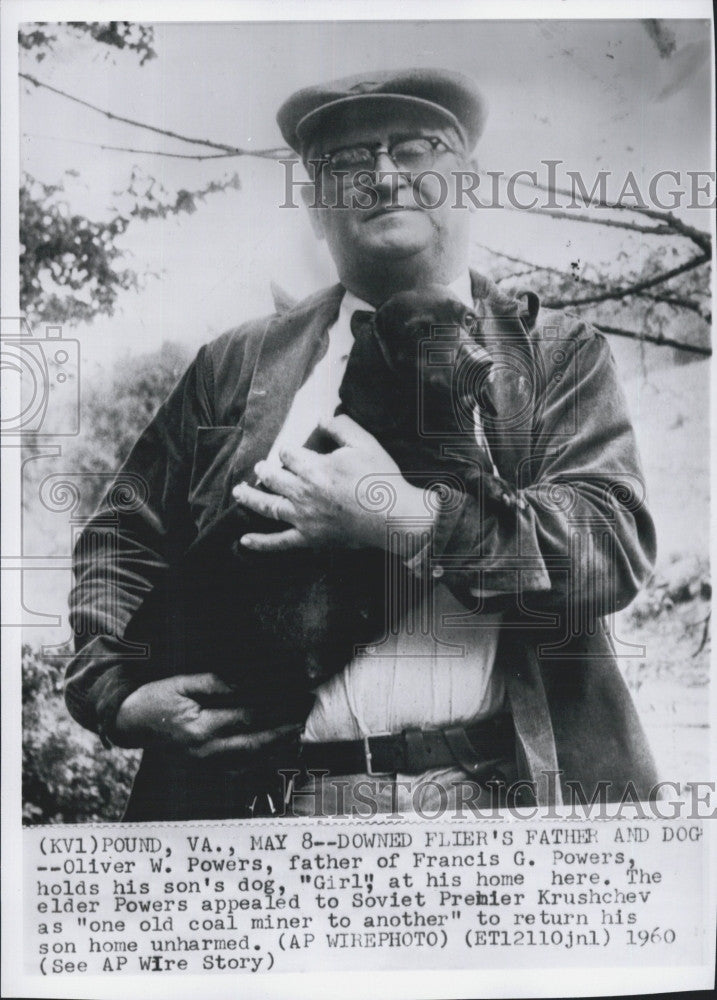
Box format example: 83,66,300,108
113,674,301,757
232,414,433,552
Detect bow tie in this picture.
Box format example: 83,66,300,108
350,308,399,372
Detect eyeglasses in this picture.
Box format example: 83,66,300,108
318,136,457,179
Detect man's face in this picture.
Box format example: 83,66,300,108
303,105,475,290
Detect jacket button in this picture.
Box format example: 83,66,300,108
431,566,444,579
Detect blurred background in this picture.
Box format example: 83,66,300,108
13,18,712,821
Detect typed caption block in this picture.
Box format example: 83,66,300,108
25,818,707,978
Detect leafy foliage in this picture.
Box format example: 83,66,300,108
20,174,136,326
20,171,241,326
22,645,140,824
19,21,240,327
620,558,710,702
21,340,191,825
121,167,241,222
19,21,156,64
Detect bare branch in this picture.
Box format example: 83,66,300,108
639,292,710,320
692,611,711,658
23,132,240,160
595,323,711,357
545,254,710,309
494,268,540,282
475,242,710,319
473,243,569,282
511,203,675,237
488,171,712,255
19,72,292,160
473,243,710,354
647,208,713,256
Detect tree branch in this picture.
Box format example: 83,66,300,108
23,132,241,160
497,172,712,255
639,292,710,320
473,243,570,282
475,242,710,319
473,243,711,354
19,72,292,160
650,209,712,256
495,268,539,282
594,324,711,357
511,204,675,237
692,610,711,658
544,254,710,309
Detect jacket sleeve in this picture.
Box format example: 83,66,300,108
64,344,215,743
423,327,657,619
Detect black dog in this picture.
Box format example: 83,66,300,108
125,286,523,723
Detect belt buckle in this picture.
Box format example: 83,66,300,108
363,732,392,777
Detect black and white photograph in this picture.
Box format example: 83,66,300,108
1,2,715,998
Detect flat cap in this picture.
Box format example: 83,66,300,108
277,68,487,154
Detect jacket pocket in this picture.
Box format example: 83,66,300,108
189,426,241,533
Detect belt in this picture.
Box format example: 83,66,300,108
297,713,515,778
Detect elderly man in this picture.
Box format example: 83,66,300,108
66,69,658,821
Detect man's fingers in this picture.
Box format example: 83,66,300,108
240,528,307,551
175,673,233,698
198,707,255,736
254,461,302,500
194,723,303,758
277,445,321,478
232,483,296,522
318,413,377,449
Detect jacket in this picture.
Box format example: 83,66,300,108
65,271,659,819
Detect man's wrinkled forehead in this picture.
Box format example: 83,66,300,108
303,102,465,161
